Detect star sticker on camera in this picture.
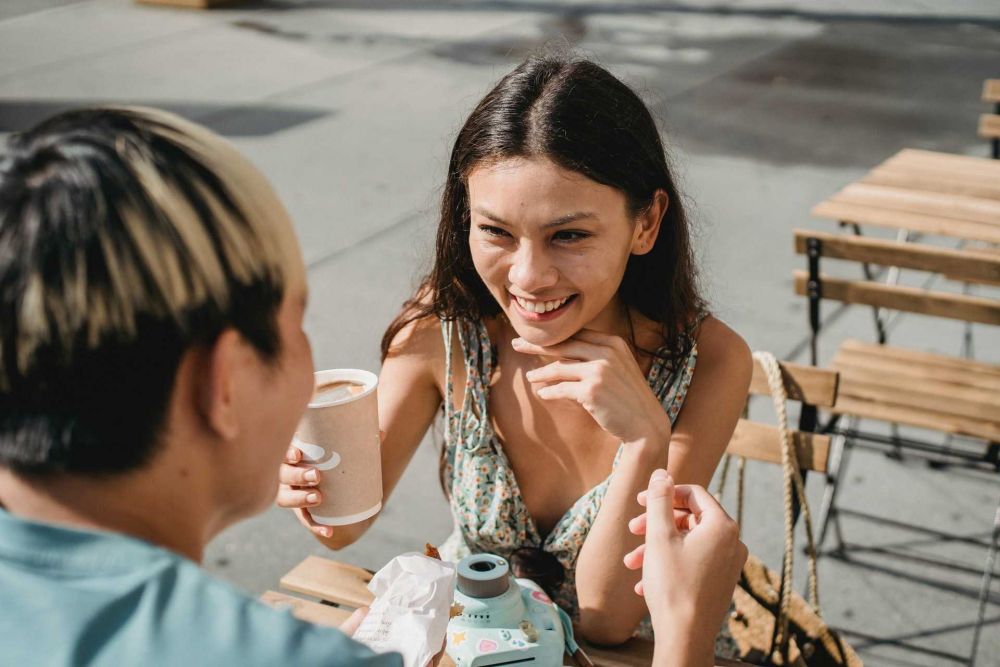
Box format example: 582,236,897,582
451,631,467,646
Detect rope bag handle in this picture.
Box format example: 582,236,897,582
716,352,823,655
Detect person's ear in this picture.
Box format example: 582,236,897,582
197,329,245,441
631,189,668,256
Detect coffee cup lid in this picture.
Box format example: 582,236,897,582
309,368,378,408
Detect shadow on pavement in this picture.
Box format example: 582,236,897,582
0,100,332,136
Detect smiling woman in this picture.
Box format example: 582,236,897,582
278,55,752,655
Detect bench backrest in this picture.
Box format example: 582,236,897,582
726,359,838,473
793,229,1000,327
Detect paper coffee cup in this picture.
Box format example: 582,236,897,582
293,369,382,526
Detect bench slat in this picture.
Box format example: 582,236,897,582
260,590,354,627
281,556,374,609
833,183,1000,226
749,358,838,407
887,149,1000,177
581,639,654,666
728,419,830,473
839,339,1000,378
979,114,1000,140
985,79,1000,103
834,373,1000,422
793,229,1000,285
864,166,1000,201
811,200,1000,244
793,272,1000,326
832,354,1000,393
832,395,1000,441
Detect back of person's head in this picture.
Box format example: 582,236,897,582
0,107,299,477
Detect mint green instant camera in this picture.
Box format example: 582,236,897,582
446,554,569,666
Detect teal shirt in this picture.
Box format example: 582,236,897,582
0,508,402,667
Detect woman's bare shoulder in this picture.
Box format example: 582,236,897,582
386,311,446,366
695,315,752,378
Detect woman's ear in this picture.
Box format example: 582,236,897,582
196,329,244,441
631,189,668,256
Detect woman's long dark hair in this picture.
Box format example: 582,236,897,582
381,55,705,365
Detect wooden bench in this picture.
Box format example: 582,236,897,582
792,229,1000,549
264,556,747,666
793,229,1000,443
829,339,1000,444
728,358,837,475
791,228,1000,667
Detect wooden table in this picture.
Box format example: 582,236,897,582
263,555,745,667
811,148,1000,244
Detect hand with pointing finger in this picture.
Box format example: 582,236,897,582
624,470,747,667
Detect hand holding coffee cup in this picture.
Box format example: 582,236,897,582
277,369,383,533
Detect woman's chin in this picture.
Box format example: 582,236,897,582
508,322,576,348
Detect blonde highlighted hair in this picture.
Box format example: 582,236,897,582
0,107,300,475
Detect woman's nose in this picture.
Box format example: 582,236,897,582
508,242,558,293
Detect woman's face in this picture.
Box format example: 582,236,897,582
467,156,660,346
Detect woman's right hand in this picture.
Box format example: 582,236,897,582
277,445,334,538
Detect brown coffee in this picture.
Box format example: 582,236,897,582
314,380,365,404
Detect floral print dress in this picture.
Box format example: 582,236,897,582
437,318,700,617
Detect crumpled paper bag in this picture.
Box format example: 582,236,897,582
353,553,456,667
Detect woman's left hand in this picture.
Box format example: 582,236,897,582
514,330,671,444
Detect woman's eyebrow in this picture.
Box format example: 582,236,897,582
472,207,596,228
543,212,596,229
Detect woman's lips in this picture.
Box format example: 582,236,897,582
510,293,577,322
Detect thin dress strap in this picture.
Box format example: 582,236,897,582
440,318,493,454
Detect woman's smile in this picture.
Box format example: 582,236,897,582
509,292,578,321
468,156,645,345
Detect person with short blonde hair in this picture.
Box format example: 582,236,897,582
0,107,399,666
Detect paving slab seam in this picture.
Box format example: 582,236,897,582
171,13,540,132
0,0,99,26
199,13,539,108
305,210,426,274
0,11,224,84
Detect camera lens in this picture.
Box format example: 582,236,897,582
470,560,496,573
457,555,511,598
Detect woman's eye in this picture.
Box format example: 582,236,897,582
553,230,591,242
479,224,511,238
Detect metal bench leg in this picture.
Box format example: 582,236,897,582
961,281,976,361
986,442,999,472
817,418,856,553
968,498,1000,667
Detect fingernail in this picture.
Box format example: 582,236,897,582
304,469,318,483
511,338,524,348
651,469,669,482
306,493,319,504
323,527,333,537
524,370,536,380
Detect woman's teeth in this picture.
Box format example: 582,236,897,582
514,295,571,314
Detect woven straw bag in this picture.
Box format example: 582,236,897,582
720,352,862,666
